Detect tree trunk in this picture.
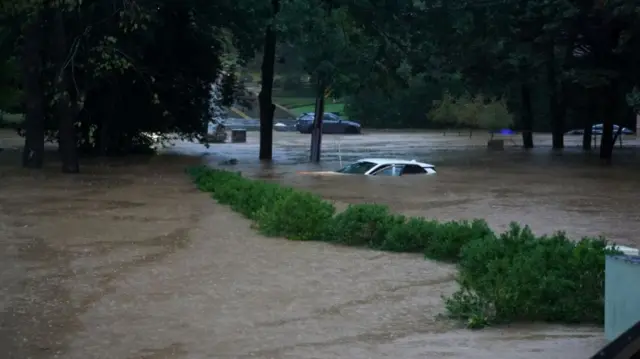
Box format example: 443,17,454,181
520,83,534,148
309,88,325,162
51,9,79,173
599,117,614,162
546,44,564,149
309,81,325,163
583,89,596,150
94,90,112,156
21,14,45,169
599,83,616,162
561,26,579,150
258,0,280,161
582,122,593,150
99,116,110,156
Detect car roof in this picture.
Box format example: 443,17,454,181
357,158,434,167
299,112,339,117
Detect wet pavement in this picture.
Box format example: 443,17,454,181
1,130,637,358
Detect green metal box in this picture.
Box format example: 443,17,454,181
605,255,640,341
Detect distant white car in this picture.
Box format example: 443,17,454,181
566,123,634,135
335,158,436,176
274,122,294,132
592,123,634,135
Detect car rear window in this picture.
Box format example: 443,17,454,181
401,164,427,175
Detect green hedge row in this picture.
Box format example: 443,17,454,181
189,166,620,329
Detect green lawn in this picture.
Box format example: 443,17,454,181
288,103,345,116
0,112,24,128
272,96,315,108
272,96,346,117
0,113,24,123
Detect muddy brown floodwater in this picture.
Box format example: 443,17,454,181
190,131,640,246
2,129,638,359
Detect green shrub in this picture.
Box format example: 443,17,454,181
231,180,293,219
445,223,620,328
424,219,493,262
189,167,619,330
325,204,405,247
188,166,240,193
256,190,335,241
379,217,440,253
214,175,253,205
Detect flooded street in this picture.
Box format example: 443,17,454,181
1,130,637,358
176,131,640,246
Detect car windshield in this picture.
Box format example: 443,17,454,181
336,161,377,174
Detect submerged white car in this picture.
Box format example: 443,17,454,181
300,158,436,176
337,158,436,176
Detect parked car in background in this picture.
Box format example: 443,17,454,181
565,123,634,135
295,112,362,134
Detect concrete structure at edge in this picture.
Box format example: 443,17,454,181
605,244,640,342
231,129,247,143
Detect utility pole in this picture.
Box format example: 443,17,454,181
258,0,280,160
309,79,325,162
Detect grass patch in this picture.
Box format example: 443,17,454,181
273,96,316,108
0,112,24,129
288,103,345,116
189,167,621,329
272,97,347,117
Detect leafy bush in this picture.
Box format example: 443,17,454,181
424,219,493,262
379,217,440,252
187,166,238,193
232,181,293,219
256,191,335,241
445,223,620,328
429,92,514,136
325,204,405,247
189,167,619,329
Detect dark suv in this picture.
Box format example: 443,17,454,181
295,113,362,134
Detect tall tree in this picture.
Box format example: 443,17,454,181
4,0,263,170
20,11,45,168
258,0,279,161
278,0,369,162
51,8,79,173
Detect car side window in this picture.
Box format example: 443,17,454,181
375,166,394,176
374,165,403,176
401,164,427,175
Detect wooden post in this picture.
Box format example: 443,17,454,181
258,0,280,161
309,80,325,163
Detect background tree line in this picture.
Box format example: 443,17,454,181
337,0,640,160
1,0,264,171
1,0,640,171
